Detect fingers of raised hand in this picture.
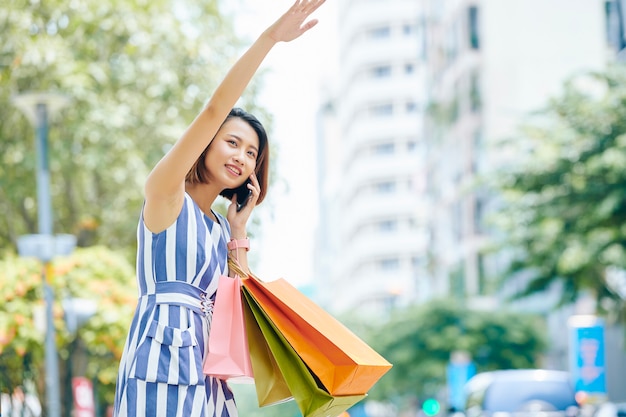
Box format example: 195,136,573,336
292,0,326,15
268,0,325,42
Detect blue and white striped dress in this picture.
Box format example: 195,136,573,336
114,193,238,417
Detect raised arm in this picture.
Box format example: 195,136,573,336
143,0,325,232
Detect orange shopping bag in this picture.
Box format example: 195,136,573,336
232,261,392,396
242,286,366,417
203,274,254,383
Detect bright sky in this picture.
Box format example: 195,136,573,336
224,0,338,285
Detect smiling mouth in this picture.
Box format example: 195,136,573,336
225,164,242,176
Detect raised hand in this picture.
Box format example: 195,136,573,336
265,0,326,43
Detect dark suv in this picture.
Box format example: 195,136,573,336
464,369,580,417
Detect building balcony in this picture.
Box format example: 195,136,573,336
340,36,422,77
339,76,425,121
339,0,422,39
343,112,423,152
343,151,419,189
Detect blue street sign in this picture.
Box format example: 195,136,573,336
447,361,476,410
568,316,607,395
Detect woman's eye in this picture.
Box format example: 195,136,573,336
247,151,257,158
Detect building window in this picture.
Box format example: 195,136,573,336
449,262,465,298
412,256,425,267
449,86,460,122
605,0,626,50
477,253,487,294
471,128,484,174
373,142,395,155
406,101,418,112
403,24,416,36
378,220,397,232
370,103,393,116
606,1,617,47
380,258,400,270
452,202,462,240
468,6,480,50
370,65,392,78
376,181,396,193
405,63,415,74
470,71,482,113
445,22,459,65
368,26,391,39
474,195,486,235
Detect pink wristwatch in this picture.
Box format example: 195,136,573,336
227,237,250,251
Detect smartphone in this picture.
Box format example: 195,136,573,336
236,180,252,212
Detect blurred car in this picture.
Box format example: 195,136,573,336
595,402,626,417
463,369,580,417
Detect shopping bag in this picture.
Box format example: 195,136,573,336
241,274,392,396
242,295,293,406
203,274,254,383
242,287,366,417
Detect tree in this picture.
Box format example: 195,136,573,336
0,253,44,405
360,300,546,409
0,246,136,413
0,0,269,254
489,66,626,322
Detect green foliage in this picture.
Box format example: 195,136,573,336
0,255,44,394
362,300,546,406
0,0,269,255
0,247,136,407
1,0,279,410
490,66,626,321
53,247,137,403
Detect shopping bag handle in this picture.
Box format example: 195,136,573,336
227,255,264,282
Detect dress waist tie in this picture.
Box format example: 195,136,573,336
143,281,213,317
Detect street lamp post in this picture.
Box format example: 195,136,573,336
12,92,74,417
63,297,97,417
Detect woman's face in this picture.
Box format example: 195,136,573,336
203,117,260,189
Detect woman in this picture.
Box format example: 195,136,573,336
113,1,325,416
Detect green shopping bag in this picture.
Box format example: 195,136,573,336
242,293,293,406
242,287,366,417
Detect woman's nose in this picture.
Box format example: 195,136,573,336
234,151,245,164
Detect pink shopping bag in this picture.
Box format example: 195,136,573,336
203,274,254,383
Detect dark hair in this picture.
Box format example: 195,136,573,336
185,108,270,204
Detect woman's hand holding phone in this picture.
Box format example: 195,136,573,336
236,179,253,212
228,174,260,231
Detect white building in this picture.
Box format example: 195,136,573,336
421,0,626,400
420,0,608,305
313,0,626,399
313,0,430,315
314,0,613,314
